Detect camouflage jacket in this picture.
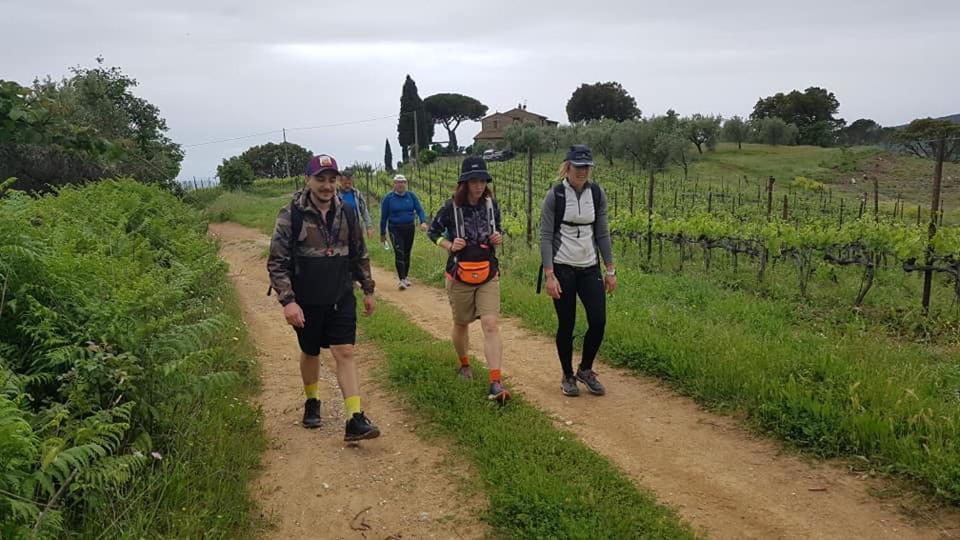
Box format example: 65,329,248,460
267,190,375,306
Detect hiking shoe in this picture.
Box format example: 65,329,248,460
302,398,321,429
457,365,474,380
561,376,580,397
398,279,407,290
576,369,606,396
344,412,381,442
487,381,511,403
402,278,412,288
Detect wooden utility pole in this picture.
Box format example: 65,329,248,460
282,128,291,180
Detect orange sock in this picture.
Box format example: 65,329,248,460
489,369,501,383
459,355,470,367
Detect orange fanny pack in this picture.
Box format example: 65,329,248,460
455,260,491,285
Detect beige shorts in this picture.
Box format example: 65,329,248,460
445,277,500,325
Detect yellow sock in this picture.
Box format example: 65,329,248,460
304,383,319,400
344,395,361,417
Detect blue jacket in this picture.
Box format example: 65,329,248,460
380,191,427,234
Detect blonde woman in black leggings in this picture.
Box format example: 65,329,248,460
539,145,617,396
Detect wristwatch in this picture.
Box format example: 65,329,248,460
605,269,616,277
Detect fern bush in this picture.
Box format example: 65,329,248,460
0,179,263,539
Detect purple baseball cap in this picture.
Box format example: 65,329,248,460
304,154,339,176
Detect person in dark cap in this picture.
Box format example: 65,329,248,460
267,154,381,441
539,145,616,397
427,156,510,403
337,168,373,238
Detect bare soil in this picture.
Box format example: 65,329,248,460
211,222,488,540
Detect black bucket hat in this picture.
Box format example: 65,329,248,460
565,144,595,167
458,156,493,183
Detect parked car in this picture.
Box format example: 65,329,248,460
481,149,516,162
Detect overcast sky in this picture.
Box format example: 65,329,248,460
4,0,958,181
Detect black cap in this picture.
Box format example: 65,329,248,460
458,156,493,183
342,167,354,178
565,144,594,167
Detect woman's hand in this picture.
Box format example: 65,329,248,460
545,274,562,299
450,238,466,252
604,274,617,294
419,222,429,232
490,232,503,246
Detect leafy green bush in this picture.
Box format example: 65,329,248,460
0,179,262,538
217,156,254,191
418,148,438,164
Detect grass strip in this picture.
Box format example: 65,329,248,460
359,299,695,539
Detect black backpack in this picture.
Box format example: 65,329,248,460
536,182,602,293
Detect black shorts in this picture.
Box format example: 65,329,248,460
294,293,357,355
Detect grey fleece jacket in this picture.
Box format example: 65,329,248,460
539,180,614,270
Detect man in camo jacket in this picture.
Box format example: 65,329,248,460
267,153,380,441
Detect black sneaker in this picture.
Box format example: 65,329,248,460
344,412,381,442
457,365,473,380
302,398,321,429
561,376,580,397
576,369,606,396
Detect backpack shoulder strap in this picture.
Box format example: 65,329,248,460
290,200,304,250
589,182,601,210
485,197,495,236
552,182,566,234
452,200,465,239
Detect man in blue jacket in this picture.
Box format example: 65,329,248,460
380,174,428,289
337,168,373,238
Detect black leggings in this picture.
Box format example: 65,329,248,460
552,264,606,378
389,223,416,280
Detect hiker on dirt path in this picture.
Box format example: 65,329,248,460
337,167,374,238
539,145,617,397
427,156,510,403
380,174,428,290
267,154,381,441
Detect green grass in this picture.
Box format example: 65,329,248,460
205,168,960,505
359,299,696,539
370,238,960,503
77,283,267,539
1,180,266,538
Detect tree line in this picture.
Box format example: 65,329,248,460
1,57,182,193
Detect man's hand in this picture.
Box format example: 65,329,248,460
490,232,503,246
363,294,376,316
366,227,373,239
545,273,562,299
450,238,466,252
283,302,305,328
419,222,429,232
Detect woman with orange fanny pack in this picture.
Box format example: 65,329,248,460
427,156,510,403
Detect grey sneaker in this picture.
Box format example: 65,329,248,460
398,279,407,290
402,278,412,288
561,376,580,397
488,381,511,403
457,365,473,380
576,369,606,396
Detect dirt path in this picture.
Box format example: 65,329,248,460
368,267,960,539
210,222,487,540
